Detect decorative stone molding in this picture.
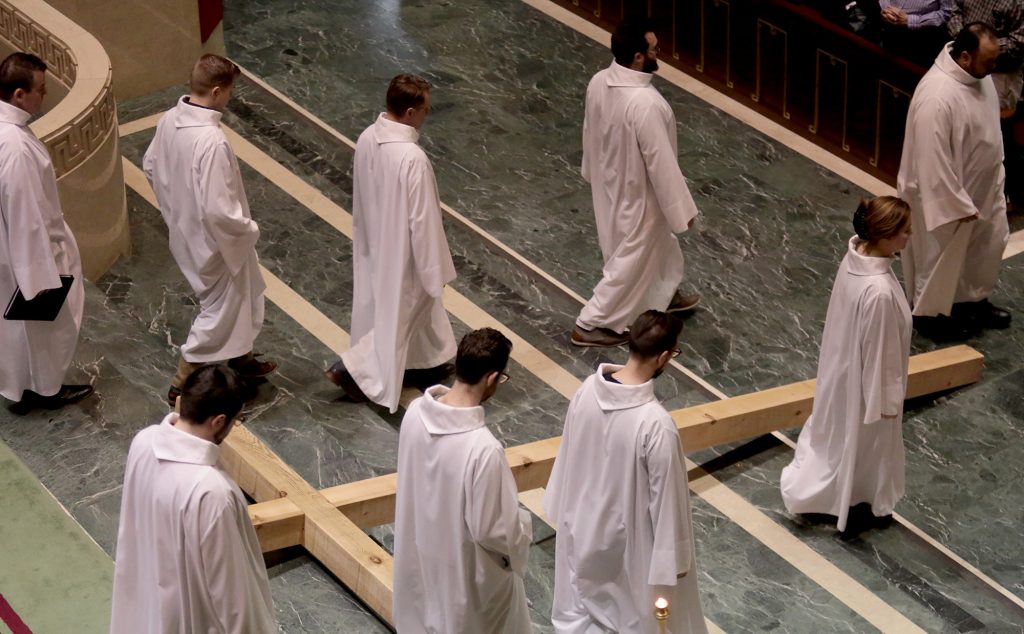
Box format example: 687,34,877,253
0,1,75,87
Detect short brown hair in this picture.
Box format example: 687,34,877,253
190,54,240,96
386,73,430,117
0,52,46,102
628,310,683,359
852,196,911,242
454,328,512,385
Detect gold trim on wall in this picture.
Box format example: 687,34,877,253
696,0,732,87
871,80,911,167
810,49,849,151
752,19,789,119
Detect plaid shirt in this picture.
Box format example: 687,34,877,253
948,0,1024,69
880,0,955,29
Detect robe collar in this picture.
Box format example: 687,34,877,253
604,60,653,88
172,95,224,128
0,100,32,127
934,43,982,87
592,363,657,411
417,385,486,435
845,236,895,276
372,112,420,144
152,413,221,466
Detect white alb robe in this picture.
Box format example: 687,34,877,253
898,44,1009,315
544,365,706,634
342,114,456,412
0,100,84,402
143,97,265,362
393,385,532,634
780,238,911,531
110,414,276,633
577,62,700,333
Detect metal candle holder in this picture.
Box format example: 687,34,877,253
655,597,669,634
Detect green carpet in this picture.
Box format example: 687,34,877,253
0,438,112,633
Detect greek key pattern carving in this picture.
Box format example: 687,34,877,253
0,0,117,177
0,0,76,85
46,86,116,176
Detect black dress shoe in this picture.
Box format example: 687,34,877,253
324,360,369,403
952,299,1011,329
9,385,94,415
403,363,455,390
912,314,978,341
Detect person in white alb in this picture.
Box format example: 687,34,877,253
110,364,276,633
546,310,707,633
898,23,1010,340
143,54,277,406
393,328,532,633
572,20,701,348
326,74,456,412
0,52,92,414
781,197,913,537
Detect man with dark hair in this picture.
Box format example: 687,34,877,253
898,21,1011,339
572,20,702,348
144,54,277,406
393,327,531,633
0,52,92,414
546,310,707,633
326,73,456,412
110,365,276,633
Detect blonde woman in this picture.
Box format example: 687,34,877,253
781,197,913,534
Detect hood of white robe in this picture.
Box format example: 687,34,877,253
152,413,220,465
171,96,223,128
0,100,31,126
417,385,486,435
604,60,653,88
372,112,420,144
846,236,896,276
592,363,657,411
933,43,984,87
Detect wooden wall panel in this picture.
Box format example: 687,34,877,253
548,0,927,184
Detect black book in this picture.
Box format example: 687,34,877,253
3,275,74,321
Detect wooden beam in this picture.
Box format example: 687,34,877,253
246,345,983,551
221,424,395,623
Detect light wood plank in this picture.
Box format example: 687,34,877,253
247,345,983,549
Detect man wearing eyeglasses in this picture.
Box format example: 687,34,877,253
546,310,707,633
393,327,531,633
572,19,702,348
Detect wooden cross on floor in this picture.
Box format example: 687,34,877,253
219,344,983,627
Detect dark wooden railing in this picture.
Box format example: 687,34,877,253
554,0,929,184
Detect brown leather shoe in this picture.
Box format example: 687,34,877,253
228,353,278,377
667,291,700,313
570,325,629,348
9,384,94,415
325,360,369,402
167,385,181,408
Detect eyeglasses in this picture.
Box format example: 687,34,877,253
647,46,661,55
497,372,511,384
670,348,682,358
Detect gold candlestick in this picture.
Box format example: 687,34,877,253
655,597,669,634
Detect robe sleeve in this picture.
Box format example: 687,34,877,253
465,444,533,577
907,98,980,231
0,147,62,299
406,153,456,298
195,489,276,634
542,390,582,524
142,131,157,188
907,0,952,29
643,416,693,585
859,289,909,424
197,140,260,277
635,100,699,234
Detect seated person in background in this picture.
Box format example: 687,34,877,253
857,0,953,67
